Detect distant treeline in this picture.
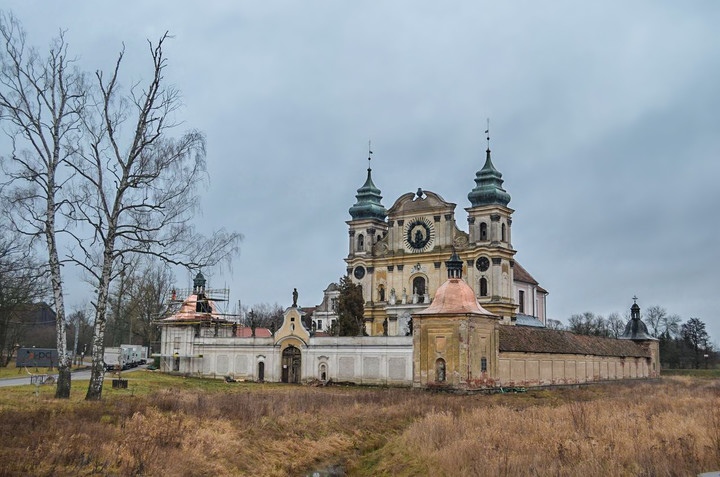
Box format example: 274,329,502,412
547,306,715,369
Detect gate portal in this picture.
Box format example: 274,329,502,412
281,345,301,383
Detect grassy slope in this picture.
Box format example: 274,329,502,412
0,373,719,476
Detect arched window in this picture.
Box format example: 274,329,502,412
357,234,364,251
413,276,426,303
480,222,488,241
518,290,525,314
258,362,265,382
376,234,381,243
378,285,386,302
319,363,327,381
501,223,506,242
435,358,446,382
480,277,488,297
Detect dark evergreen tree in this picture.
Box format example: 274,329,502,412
681,318,709,369
337,276,364,336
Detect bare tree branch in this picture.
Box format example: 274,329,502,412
0,11,86,398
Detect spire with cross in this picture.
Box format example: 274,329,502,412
485,118,490,151
368,139,373,171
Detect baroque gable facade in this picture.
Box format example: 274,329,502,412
344,147,547,336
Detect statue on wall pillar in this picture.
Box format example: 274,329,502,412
292,288,298,307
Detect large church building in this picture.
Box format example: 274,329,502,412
343,146,546,337
158,144,659,389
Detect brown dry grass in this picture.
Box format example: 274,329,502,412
354,376,720,476
0,376,718,476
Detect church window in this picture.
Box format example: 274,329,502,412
357,234,364,251
378,285,386,302
480,222,488,241
376,234,381,243
435,358,446,382
317,319,323,330
319,363,327,381
481,357,487,373
413,276,426,303
480,277,488,297
519,290,525,314
501,223,506,242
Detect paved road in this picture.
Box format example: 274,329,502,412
0,365,148,388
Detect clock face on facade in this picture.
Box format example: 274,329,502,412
404,218,434,252
476,256,490,272
353,266,366,279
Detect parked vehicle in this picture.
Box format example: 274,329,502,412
103,345,149,371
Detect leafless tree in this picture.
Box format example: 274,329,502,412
606,312,625,339
67,307,92,365
0,230,48,366
644,305,667,338
0,12,85,397
662,313,682,338
568,312,610,337
121,258,173,349
67,34,240,400
545,319,564,331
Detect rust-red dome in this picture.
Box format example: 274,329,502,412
415,279,495,316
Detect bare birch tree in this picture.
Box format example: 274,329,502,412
0,12,85,397
68,34,240,400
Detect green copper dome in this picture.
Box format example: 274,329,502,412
349,167,386,220
468,149,511,207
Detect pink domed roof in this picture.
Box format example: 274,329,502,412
415,279,495,316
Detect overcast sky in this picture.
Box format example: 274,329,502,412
3,1,719,340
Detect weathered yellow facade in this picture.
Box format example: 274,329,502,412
344,147,549,336
410,255,660,389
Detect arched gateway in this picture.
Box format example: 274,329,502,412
281,345,301,383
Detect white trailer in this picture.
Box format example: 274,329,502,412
103,346,131,371
120,344,149,367
104,345,149,371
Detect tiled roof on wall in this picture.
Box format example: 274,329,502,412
499,326,650,358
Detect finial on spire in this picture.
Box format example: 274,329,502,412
485,118,490,151
368,139,373,171
632,295,638,304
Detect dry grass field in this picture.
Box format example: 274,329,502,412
0,373,718,476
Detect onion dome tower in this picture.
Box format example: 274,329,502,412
468,148,511,207
620,296,654,340
348,165,386,221
346,149,388,312
465,127,517,321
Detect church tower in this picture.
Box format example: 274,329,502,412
346,158,388,307
465,146,517,321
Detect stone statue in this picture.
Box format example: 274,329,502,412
389,288,397,305
402,287,407,305
382,318,388,336
292,288,298,307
